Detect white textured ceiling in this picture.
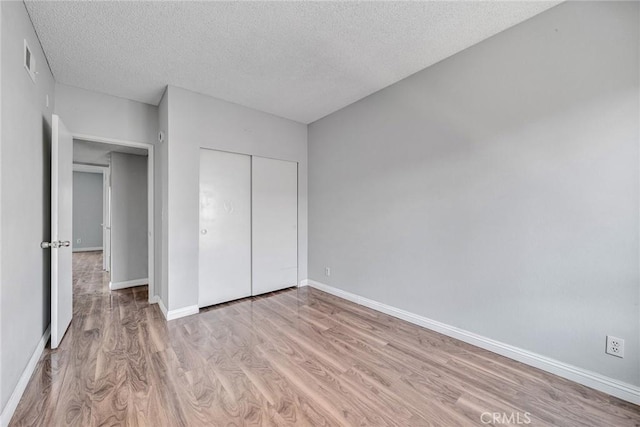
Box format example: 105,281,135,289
26,1,560,123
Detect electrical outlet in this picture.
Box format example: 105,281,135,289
325,267,331,277
76,238,81,244
606,336,624,358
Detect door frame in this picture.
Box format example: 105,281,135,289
72,163,110,270
72,133,156,303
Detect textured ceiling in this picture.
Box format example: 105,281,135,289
26,1,560,123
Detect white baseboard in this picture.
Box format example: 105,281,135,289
306,280,640,405
1,326,51,427
166,304,199,321
109,277,148,290
141,295,196,321
150,295,198,321
298,279,309,287
72,246,103,253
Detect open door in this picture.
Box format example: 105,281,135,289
42,114,73,349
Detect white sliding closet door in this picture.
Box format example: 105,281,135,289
199,149,252,307
252,156,298,295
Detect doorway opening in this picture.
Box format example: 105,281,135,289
71,136,155,308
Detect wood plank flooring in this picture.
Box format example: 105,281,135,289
9,251,640,426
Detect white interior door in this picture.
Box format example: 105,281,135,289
49,115,73,349
252,156,298,295
199,149,252,307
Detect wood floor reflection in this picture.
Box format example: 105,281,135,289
9,251,640,426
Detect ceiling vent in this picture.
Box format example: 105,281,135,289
24,39,36,83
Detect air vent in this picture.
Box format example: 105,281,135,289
24,39,36,83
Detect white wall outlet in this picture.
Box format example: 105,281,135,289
76,238,81,244
606,336,624,358
325,267,331,277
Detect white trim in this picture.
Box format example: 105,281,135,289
152,296,198,321
0,326,50,427
72,163,107,174
109,277,148,290
0,9,3,423
167,305,199,321
306,280,640,405
71,133,155,304
102,168,111,272
298,279,309,287
72,246,103,253
72,133,150,149
146,147,155,304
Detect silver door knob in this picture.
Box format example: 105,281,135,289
40,240,70,249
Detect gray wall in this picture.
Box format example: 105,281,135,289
0,1,56,413
110,153,148,284
308,1,639,386
55,83,158,144
55,83,160,298
72,171,103,250
162,86,307,311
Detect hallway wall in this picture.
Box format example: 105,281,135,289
55,83,158,144
110,153,148,286
0,1,56,417
72,171,103,251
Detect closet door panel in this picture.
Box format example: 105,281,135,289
199,149,251,307
252,156,298,295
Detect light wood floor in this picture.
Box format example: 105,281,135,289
9,251,640,426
